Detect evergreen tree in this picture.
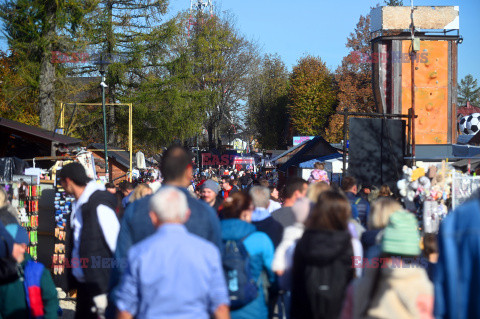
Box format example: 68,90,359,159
0,0,96,130
384,0,403,5
458,74,480,106
79,0,173,145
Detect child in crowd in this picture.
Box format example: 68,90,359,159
308,162,330,184
0,224,59,319
423,233,438,282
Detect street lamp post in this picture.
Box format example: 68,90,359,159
94,54,111,182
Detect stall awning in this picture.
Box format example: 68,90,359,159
279,136,340,172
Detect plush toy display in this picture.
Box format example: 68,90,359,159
397,163,453,233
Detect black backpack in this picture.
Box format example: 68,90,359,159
222,235,258,309
304,259,352,319
0,231,19,284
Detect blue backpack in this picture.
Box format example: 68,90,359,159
222,235,258,309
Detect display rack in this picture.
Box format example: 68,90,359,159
52,174,74,287
1,179,41,260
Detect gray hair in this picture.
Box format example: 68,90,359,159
149,186,188,222
249,186,270,209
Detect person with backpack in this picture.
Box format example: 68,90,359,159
220,192,275,319
291,190,354,319
0,224,59,319
59,162,120,319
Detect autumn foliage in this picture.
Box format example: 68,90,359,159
288,56,337,136
325,14,376,142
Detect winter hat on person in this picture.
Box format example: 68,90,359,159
202,179,221,194
5,224,29,245
291,197,311,224
382,210,421,256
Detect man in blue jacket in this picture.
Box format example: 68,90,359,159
108,145,222,317
434,197,480,319
341,176,370,226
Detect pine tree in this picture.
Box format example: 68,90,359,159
458,74,480,106
384,0,403,5
0,0,95,130
78,0,173,145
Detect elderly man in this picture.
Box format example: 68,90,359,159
115,187,229,319
249,186,283,248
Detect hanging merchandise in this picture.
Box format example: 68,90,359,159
9,182,41,261
77,152,97,180
52,171,74,288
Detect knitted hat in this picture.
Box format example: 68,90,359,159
202,179,221,194
5,224,29,245
382,210,421,256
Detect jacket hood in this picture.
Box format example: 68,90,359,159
221,219,256,241
297,229,352,266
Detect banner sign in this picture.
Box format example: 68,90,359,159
293,136,315,146
201,153,237,166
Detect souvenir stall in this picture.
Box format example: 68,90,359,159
396,162,455,233
1,176,42,260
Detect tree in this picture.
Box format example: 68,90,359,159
0,50,38,125
384,0,403,5
77,0,172,145
0,0,95,130
325,14,376,142
247,54,289,149
186,11,259,148
458,74,480,106
288,55,337,136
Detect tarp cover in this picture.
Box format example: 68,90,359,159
0,157,28,181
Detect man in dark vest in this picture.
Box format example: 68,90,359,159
59,163,119,319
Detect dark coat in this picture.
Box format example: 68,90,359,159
291,229,354,319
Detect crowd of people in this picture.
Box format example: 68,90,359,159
0,145,480,318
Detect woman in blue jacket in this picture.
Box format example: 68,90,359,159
220,192,275,319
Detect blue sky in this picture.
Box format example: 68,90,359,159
0,0,477,81
169,0,479,82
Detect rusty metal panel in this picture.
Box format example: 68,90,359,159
393,40,402,114
451,41,458,143
401,40,450,144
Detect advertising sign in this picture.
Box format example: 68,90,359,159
293,136,315,146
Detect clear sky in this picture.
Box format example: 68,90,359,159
169,0,479,82
0,0,477,82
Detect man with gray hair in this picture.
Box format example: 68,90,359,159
115,187,230,319
249,186,283,248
